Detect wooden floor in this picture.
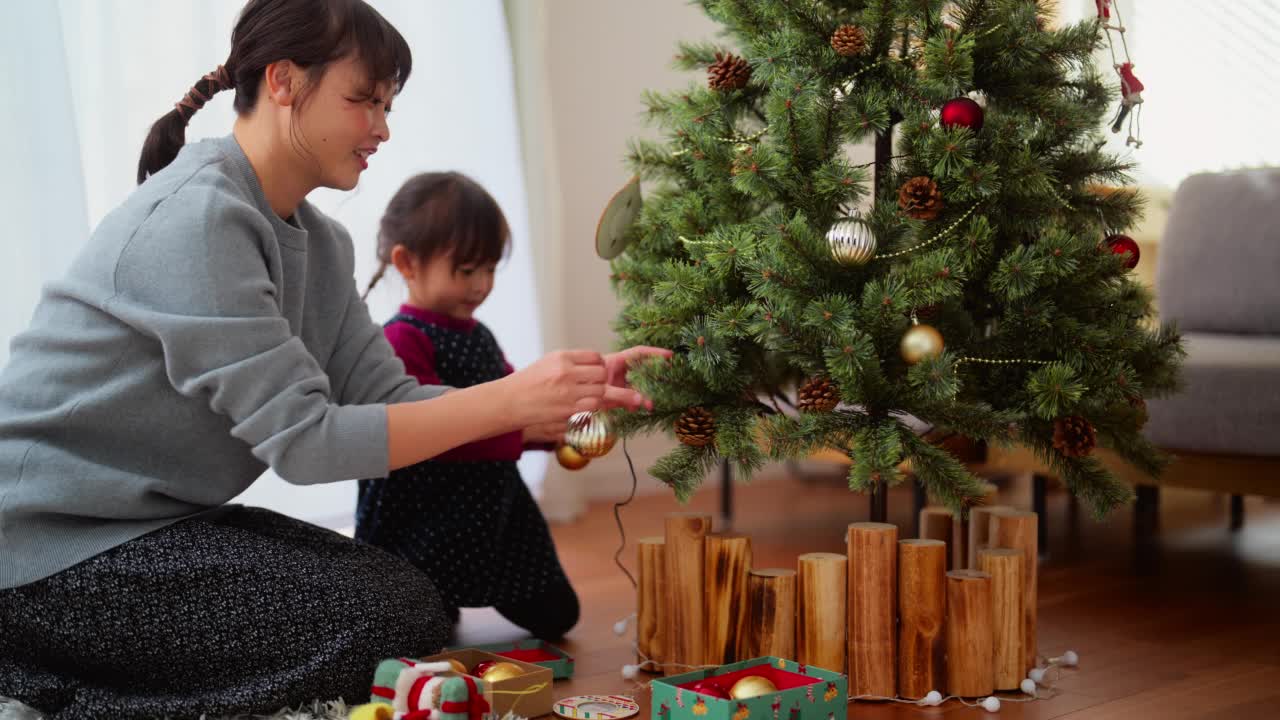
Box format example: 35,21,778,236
454,466,1280,719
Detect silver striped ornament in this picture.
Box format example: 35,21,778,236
826,216,877,266
565,411,616,458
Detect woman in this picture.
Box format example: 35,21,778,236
0,1,665,717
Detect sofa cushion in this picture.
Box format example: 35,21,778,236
1144,333,1280,456
1158,169,1280,335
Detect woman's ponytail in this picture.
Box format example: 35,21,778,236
136,65,233,184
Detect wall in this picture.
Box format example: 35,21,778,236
507,0,736,518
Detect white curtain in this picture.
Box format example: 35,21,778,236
2,0,544,529
0,4,89,370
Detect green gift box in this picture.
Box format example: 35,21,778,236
449,639,575,680
651,657,847,720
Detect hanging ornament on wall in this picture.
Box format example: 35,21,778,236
900,321,945,365
1097,0,1145,147
556,444,591,471
1105,233,1140,269
940,97,984,132
825,215,877,266
565,411,617,458
596,175,642,259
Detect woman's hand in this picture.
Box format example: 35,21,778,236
602,345,673,410
523,421,567,445
501,350,608,427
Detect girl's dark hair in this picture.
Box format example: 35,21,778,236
363,172,512,300
137,0,411,184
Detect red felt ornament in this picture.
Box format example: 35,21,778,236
1105,233,1140,269
940,97,984,132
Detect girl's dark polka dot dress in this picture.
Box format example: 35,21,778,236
355,314,578,639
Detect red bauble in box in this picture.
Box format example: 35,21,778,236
1105,233,1140,269
472,660,498,678
940,97,984,132
690,679,732,699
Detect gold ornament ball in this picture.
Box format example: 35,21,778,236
555,443,590,471
900,323,944,365
565,411,616,458
444,658,468,674
826,216,877,267
729,675,778,699
478,661,525,683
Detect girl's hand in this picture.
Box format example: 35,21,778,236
602,346,674,411
523,421,567,445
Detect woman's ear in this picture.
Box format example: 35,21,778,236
263,60,301,107
390,245,416,280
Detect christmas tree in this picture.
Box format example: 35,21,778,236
607,0,1182,516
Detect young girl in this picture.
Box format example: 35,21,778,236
0,1,666,717
356,173,578,641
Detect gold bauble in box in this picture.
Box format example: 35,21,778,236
555,444,590,470
565,411,616,458
444,658,468,674
729,675,778,699
478,661,525,683
900,323,944,365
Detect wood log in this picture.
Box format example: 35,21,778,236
637,536,665,672
967,504,1013,570
990,509,1038,674
897,539,946,700
664,512,711,674
704,534,752,665
979,548,1025,690
747,569,797,660
917,507,954,570
797,552,847,673
945,570,994,697
846,522,897,697
951,512,968,572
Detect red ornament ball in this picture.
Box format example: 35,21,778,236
940,97,984,132
472,660,498,678
690,679,732,700
1105,233,1140,269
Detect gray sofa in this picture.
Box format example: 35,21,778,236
1137,169,1280,529
1145,169,1280,457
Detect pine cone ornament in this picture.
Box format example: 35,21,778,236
1129,396,1149,429
1052,415,1097,457
675,406,717,447
830,24,867,57
798,376,839,413
898,176,944,221
708,52,752,91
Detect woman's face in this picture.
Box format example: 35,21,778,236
291,55,393,191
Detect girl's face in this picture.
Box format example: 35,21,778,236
395,246,497,320
292,55,393,191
